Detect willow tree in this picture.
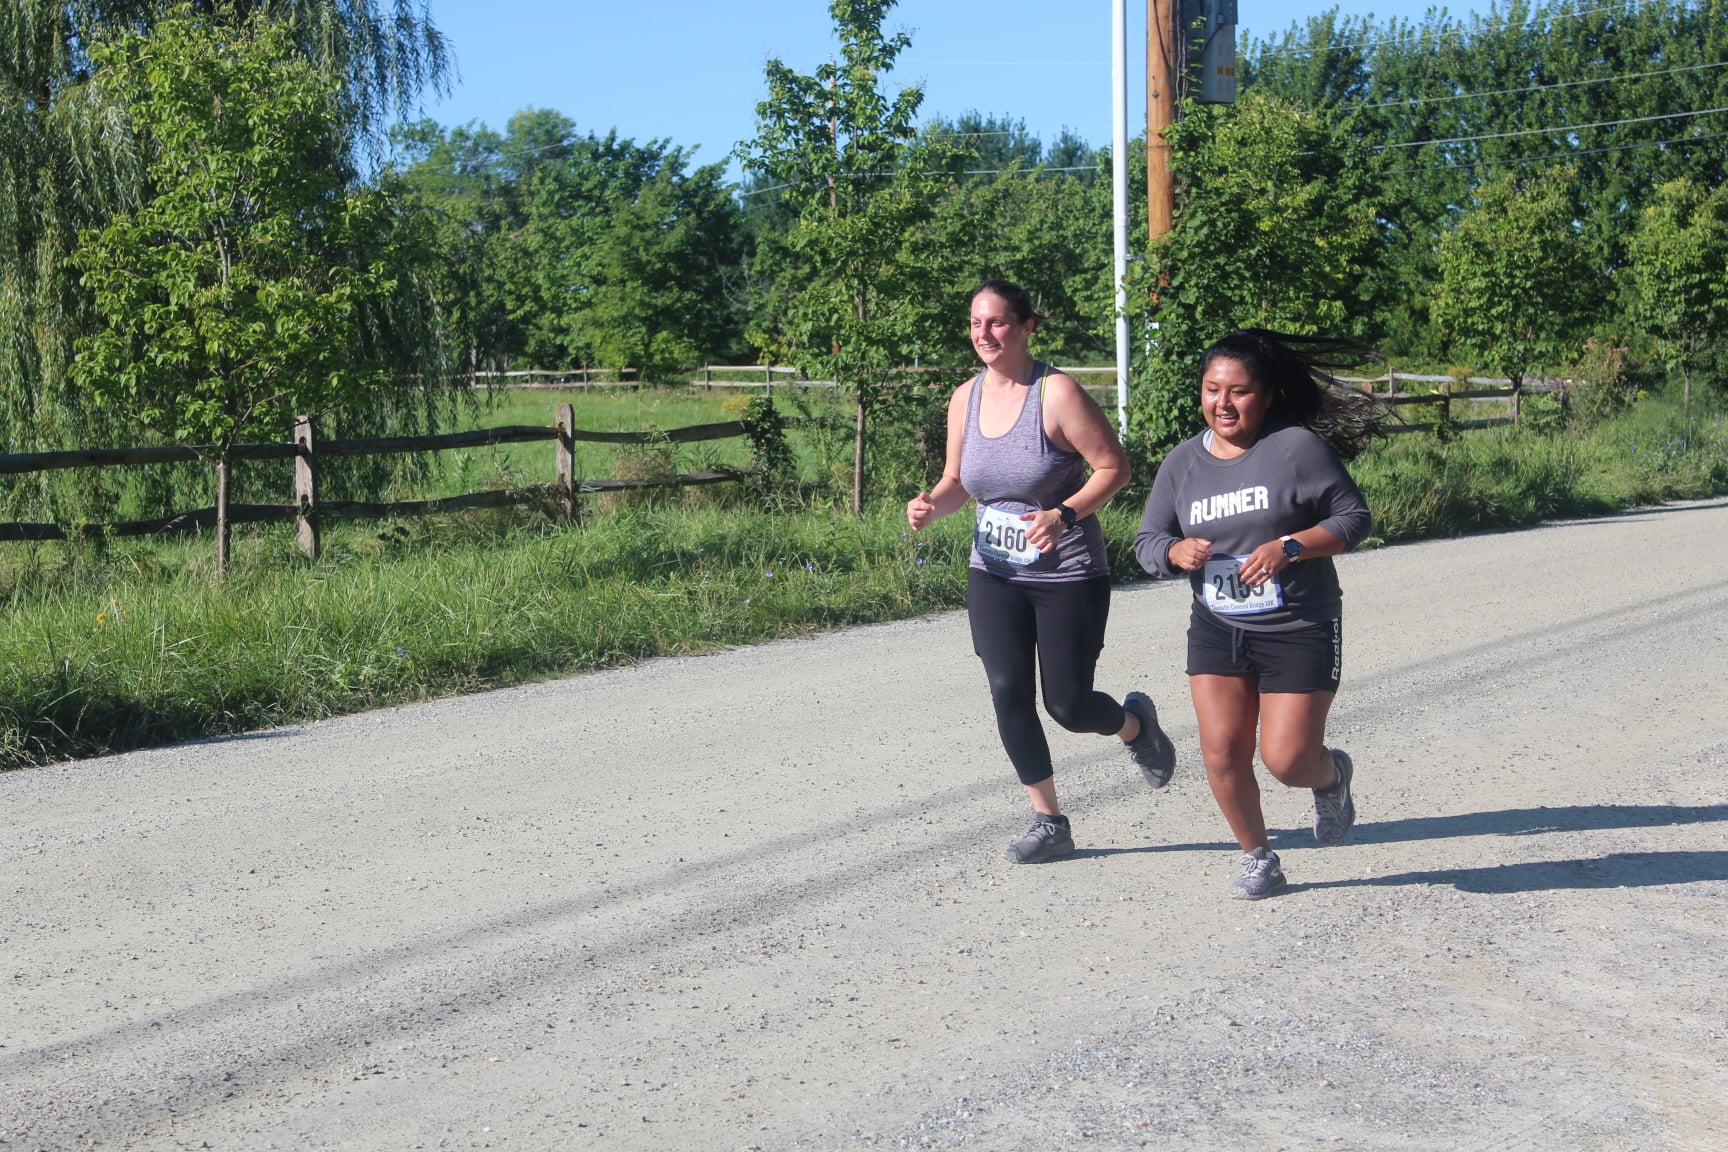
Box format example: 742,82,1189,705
0,0,449,519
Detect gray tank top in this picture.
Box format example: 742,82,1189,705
959,362,1109,582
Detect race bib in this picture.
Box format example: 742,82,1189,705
1202,554,1284,617
975,503,1041,567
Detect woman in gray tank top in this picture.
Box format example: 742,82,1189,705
906,280,1177,863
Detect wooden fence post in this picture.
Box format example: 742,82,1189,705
1386,365,1398,399
294,416,319,559
1437,378,1451,436
554,402,575,525
1511,378,1523,427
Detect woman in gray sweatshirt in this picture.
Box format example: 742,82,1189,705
1135,329,1383,899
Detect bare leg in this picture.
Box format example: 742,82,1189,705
1024,776,1060,817
1257,691,1338,788
1116,710,1140,742
1190,674,1264,852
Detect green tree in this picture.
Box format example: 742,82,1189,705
1431,168,1600,395
71,8,415,574
1133,90,1382,457
0,0,449,519
1627,178,1728,422
400,110,743,379
740,0,966,511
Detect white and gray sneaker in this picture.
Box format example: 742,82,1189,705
1228,847,1287,900
1312,749,1356,847
1004,813,1075,864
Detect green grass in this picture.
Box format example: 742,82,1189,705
0,502,971,768
434,384,854,496
3,387,1725,770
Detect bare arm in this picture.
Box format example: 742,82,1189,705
1018,372,1129,552
906,382,973,530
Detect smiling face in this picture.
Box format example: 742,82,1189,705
969,290,1032,370
1200,355,1273,448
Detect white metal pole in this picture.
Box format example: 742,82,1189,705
1111,0,1131,439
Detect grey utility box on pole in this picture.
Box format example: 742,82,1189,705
1182,0,1237,104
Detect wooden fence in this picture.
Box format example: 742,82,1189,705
0,371,1565,550
0,403,806,557
1340,371,1566,434
475,364,1123,396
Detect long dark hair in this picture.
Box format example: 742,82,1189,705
1202,329,1389,461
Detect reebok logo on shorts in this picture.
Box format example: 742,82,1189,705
1189,486,1270,526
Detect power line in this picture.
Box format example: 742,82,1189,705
1384,126,1728,175
738,164,1101,199
1336,59,1728,113
1257,2,1639,60
1375,104,1728,152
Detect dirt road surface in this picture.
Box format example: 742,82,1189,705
4,500,1726,1151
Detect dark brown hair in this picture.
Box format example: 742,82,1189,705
1202,328,1389,461
970,279,1043,328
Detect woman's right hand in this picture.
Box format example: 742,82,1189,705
1167,537,1213,571
907,490,936,531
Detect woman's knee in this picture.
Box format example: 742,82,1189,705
1260,737,1323,782
1041,689,1097,733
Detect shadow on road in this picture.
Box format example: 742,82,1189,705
1090,803,1728,858
1293,849,1728,894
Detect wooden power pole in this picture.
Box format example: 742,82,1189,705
1147,0,1177,242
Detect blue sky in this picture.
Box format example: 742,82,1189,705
420,2,1497,172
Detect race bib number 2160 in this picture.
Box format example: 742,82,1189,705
975,504,1041,567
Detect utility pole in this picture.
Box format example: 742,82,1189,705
1147,0,1176,242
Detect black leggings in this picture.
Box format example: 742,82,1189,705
967,569,1126,786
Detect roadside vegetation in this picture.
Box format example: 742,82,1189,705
4,0,1726,766
5,384,1725,770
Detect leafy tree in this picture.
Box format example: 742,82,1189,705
0,0,448,520
399,111,743,379
1132,90,1382,457
71,8,418,574
1431,168,1600,395
1627,177,1728,422
740,0,967,511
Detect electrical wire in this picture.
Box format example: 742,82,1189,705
738,164,1101,198
1255,2,1644,60
1375,103,1728,152
1383,126,1728,174
1335,59,1728,113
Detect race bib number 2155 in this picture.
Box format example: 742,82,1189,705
1202,554,1284,616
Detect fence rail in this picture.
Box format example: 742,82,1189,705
1337,371,1567,435
0,404,810,553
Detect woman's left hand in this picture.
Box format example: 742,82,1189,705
1238,541,1289,587
1021,508,1067,553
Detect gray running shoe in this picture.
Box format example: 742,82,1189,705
1312,749,1356,847
1004,814,1075,864
1228,847,1287,900
1122,691,1176,789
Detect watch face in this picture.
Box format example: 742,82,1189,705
1282,537,1302,558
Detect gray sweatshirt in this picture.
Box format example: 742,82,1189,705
1134,418,1371,631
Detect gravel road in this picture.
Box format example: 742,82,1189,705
4,499,1727,1152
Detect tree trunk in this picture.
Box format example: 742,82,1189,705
852,395,866,515
216,448,232,578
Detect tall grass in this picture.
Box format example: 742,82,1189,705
3,387,1725,770
0,505,970,767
